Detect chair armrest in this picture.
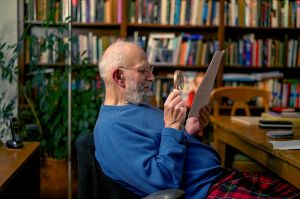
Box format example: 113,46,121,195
143,189,185,199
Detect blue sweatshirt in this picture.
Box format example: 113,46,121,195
94,104,223,199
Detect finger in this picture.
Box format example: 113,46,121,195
164,90,182,105
199,105,211,116
175,100,186,109
166,95,185,110
199,112,209,129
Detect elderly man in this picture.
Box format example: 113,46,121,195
94,41,299,199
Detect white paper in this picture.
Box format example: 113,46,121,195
188,50,225,118
269,140,300,150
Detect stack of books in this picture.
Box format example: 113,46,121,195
268,107,300,118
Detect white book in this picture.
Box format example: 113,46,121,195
190,0,199,25
180,0,186,25
230,0,236,26
90,0,95,22
271,0,278,27
81,0,87,23
92,35,97,64
245,0,250,27
231,116,261,126
283,0,289,27
206,0,212,26
161,0,167,25
213,1,220,25
170,0,175,25
197,0,204,25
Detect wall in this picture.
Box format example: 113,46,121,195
0,0,18,142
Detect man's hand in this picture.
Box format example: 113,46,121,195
185,105,211,136
164,90,187,130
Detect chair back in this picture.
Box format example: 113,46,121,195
210,86,270,116
75,133,139,199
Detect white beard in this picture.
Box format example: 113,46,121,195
125,77,153,104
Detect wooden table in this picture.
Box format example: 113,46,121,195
211,116,300,189
0,142,40,199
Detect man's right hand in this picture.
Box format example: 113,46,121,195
163,90,187,130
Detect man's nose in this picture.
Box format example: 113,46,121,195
147,72,155,81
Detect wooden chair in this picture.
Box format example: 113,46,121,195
210,86,271,172
210,86,270,117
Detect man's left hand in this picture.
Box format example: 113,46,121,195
185,105,211,136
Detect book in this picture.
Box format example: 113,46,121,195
266,130,293,139
261,112,300,124
231,116,261,126
269,140,300,150
268,111,300,118
259,120,293,129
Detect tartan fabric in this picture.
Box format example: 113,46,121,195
207,169,300,199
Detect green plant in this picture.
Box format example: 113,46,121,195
0,12,104,159
22,68,102,159
0,40,18,141
18,14,104,159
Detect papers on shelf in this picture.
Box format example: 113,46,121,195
230,116,261,126
223,71,284,82
261,112,300,124
269,140,300,150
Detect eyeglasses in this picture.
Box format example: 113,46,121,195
118,65,154,75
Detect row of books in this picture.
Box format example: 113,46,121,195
26,31,220,66
257,78,300,108
71,0,122,23
26,33,117,65
26,0,300,28
145,32,219,66
26,0,69,22
128,0,220,26
224,34,300,68
225,0,300,28
25,0,121,23
72,34,117,64
223,74,300,108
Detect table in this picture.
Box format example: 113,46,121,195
0,142,40,199
211,116,300,189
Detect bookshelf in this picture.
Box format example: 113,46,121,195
18,0,300,109
222,0,300,109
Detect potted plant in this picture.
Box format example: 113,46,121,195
18,18,103,197
1,14,103,198
0,39,18,144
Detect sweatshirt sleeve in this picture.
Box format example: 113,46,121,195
97,124,186,196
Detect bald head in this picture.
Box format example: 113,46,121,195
98,41,147,79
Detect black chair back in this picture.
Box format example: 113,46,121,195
75,133,140,199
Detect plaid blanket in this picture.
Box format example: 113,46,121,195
207,169,300,199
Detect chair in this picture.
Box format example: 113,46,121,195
75,133,185,199
210,86,271,172
210,86,270,117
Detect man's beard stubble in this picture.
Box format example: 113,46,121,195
125,77,153,105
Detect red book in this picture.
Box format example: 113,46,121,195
272,106,295,113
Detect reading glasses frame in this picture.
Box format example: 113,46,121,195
118,65,154,75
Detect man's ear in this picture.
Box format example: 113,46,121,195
112,68,125,88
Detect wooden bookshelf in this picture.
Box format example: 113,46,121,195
18,0,300,109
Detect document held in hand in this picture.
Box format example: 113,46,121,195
188,50,225,118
